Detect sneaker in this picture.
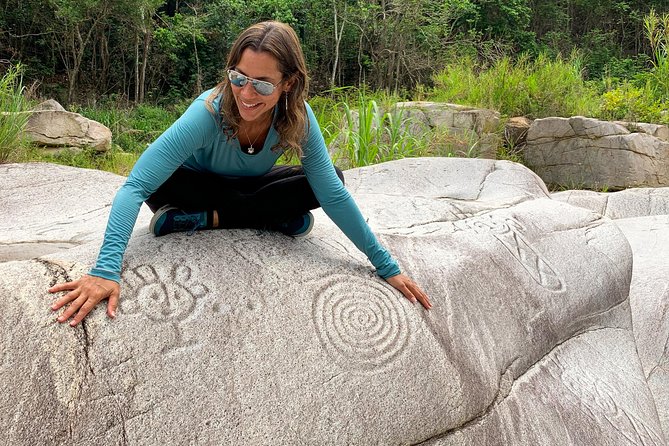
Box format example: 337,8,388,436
274,212,314,238
150,205,207,236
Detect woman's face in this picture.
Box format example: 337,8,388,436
231,48,289,125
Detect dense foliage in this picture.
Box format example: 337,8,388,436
1,0,667,104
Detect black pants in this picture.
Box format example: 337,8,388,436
145,165,345,228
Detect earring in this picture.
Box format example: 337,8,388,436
285,92,288,112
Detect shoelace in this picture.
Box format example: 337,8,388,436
187,221,203,236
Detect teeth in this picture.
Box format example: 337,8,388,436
242,101,259,108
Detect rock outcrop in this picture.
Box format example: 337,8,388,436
394,102,501,158
524,116,669,189
0,159,667,445
553,187,669,437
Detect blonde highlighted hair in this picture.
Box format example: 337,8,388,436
206,21,309,159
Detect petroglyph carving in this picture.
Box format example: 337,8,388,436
121,264,208,321
121,264,209,353
312,275,413,372
455,214,564,291
549,359,666,444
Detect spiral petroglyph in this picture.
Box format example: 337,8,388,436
312,275,413,372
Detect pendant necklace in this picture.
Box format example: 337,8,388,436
242,126,261,154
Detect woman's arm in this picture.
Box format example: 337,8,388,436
300,103,431,309
50,92,220,325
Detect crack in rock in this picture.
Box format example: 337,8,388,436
411,326,630,445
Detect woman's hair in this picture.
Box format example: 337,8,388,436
206,21,309,159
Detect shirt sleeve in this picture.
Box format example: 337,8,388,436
300,103,401,279
89,95,218,282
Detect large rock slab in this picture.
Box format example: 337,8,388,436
525,116,669,189
1,159,666,445
552,187,669,219
0,163,153,262
615,215,669,436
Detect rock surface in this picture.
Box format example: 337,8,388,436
25,109,112,152
616,215,669,436
394,102,502,158
504,116,532,148
1,159,667,445
552,187,669,219
525,116,669,189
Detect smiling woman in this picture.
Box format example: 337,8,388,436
48,21,432,327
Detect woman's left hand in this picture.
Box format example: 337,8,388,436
385,273,432,310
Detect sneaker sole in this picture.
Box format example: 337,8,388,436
292,212,315,238
149,205,178,236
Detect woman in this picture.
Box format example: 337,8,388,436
49,21,431,326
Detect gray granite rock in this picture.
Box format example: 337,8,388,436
525,116,669,189
615,215,669,436
552,187,669,219
25,110,113,152
0,159,666,445
0,163,153,262
393,102,502,158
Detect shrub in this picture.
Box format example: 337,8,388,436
599,82,667,124
334,94,425,169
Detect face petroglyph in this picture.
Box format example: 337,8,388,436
120,263,210,353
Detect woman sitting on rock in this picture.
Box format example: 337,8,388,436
48,21,431,325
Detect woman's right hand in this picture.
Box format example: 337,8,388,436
48,275,120,326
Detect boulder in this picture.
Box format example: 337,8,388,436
25,109,112,152
553,187,669,437
393,102,502,158
504,116,532,148
0,159,667,445
33,99,67,112
0,163,153,263
525,116,669,189
614,121,669,142
615,215,669,436
552,187,669,219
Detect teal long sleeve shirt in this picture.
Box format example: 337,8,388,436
89,89,400,282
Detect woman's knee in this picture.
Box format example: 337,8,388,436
334,166,345,185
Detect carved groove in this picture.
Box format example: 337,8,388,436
312,275,412,372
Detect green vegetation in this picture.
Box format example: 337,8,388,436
3,0,668,103
3,4,669,174
336,96,424,169
429,52,598,118
0,64,30,163
599,9,669,124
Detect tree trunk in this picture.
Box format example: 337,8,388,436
134,33,140,104
139,29,151,102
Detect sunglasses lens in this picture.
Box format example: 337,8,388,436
228,70,247,87
254,81,274,96
228,70,276,96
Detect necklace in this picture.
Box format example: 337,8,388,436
242,126,261,154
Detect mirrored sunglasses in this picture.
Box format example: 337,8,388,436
227,69,279,96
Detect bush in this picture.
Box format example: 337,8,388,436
599,82,667,124
334,94,426,169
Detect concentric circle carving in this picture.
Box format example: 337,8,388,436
312,275,413,372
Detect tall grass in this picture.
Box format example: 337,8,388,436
0,64,30,163
644,9,669,101
430,52,599,118
335,93,425,169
